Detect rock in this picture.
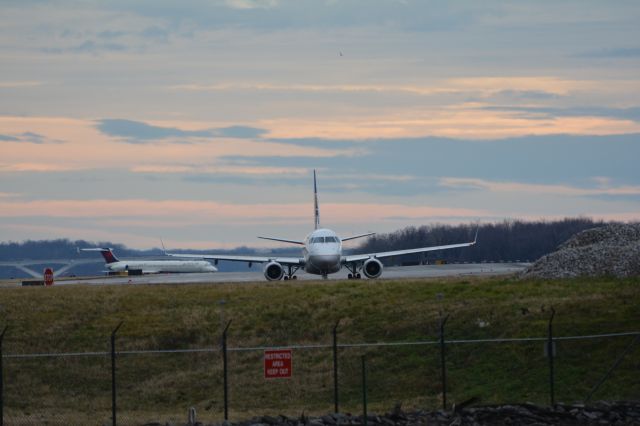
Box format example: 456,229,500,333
321,415,336,425
153,401,640,426
521,223,640,279
330,413,346,422
261,416,280,425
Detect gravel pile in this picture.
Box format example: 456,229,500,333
521,223,640,279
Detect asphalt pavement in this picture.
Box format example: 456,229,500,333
31,262,530,286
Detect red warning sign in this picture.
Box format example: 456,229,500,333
44,268,54,286
264,349,292,379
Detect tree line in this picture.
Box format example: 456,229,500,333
353,217,607,264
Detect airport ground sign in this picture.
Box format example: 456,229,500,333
43,267,54,286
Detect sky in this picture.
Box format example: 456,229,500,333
1,0,639,249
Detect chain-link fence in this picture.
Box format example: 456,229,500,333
1,323,638,425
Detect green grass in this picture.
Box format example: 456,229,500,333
0,275,638,424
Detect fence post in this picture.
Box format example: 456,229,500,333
361,355,367,426
1,325,7,426
111,321,123,426
439,313,450,411
547,308,555,407
222,320,232,421
332,319,341,413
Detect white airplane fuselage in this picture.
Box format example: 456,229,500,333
303,228,343,275
106,260,216,274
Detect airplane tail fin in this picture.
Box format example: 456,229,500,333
81,248,119,264
100,249,119,264
314,169,320,229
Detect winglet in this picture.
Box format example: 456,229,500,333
160,237,167,255
473,226,479,244
313,169,320,230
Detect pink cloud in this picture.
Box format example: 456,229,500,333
0,198,487,223
440,177,640,196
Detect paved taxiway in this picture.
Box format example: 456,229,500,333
33,262,530,286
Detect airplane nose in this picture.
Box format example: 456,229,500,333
311,254,340,268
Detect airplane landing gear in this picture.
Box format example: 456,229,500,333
346,264,363,279
284,265,300,280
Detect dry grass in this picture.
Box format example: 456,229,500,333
0,275,638,424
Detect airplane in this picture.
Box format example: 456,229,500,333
168,170,477,281
81,248,217,274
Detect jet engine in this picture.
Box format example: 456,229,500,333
363,258,383,279
263,261,284,281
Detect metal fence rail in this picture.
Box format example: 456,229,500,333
4,331,639,358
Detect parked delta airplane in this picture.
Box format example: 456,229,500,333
169,170,477,281
82,248,217,274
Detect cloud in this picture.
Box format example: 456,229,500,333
42,40,128,54
95,119,268,143
0,132,63,144
96,30,127,39
215,125,267,139
224,0,279,10
139,25,170,42
131,164,308,176
94,0,485,33
0,192,20,198
168,78,577,99
0,163,78,172
0,81,44,88
168,82,457,96
218,133,640,194
96,119,213,142
481,106,640,122
487,89,563,101
265,137,360,150
439,177,640,197
576,47,640,58
20,132,48,144
0,198,487,225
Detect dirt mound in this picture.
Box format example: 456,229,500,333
521,223,640,279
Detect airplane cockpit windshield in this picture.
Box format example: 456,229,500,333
309,236,340,244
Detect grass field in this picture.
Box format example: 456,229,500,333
0,275,638,424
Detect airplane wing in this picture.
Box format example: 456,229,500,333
342,231,478,263
257,236,305,245
341,232,376,242
167,253,304,266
